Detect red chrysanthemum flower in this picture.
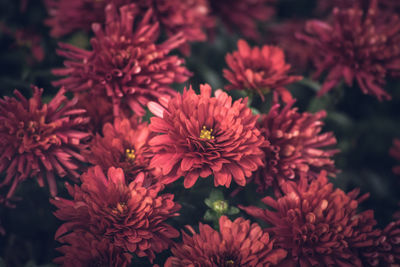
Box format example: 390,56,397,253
268,20,314,73
44,0,131,37
0,87,89,203
53,3,191,116
165,215,287,267
85,116,159,187
390,138,400,175
254,100,338,192
54,231,132,267
51,166,180,262
209,0,275,40
299,0,400,100
241,172,381,267
224,39,302,102
148,84,266,188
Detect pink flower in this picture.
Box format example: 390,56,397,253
165,216,287,267
299,1,400,100
53,4,191,116
0,87,90,203
224,39,302,101
51,166,180,263
241,172,381,266
254,100,338,192
148,84,266,188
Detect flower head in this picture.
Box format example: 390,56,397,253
0,87,90,203
268,20,314,73
241,172,381,266
148,84,266,188
86,116,159,187
51,166,180,262
299,0,400,100
224,39,302,101
390,138,400,175
53,3,191,116
165,215,287,267
209,0,275,40
54,231,132,267
254,100,338,192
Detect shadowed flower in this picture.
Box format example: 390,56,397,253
224,39,302,102
390,138,400,175
165,215,287,267
54,231,132,267
254,100,338,192
0,87,90,204
85,116,159,187
268,20,314,73
299,0,400,100
44,0,131,37
241,172,381,266
53,3,191,117
51,166,180,263
0,24,44,64
148,84,266,188
142,0,215,54
209,0,275,40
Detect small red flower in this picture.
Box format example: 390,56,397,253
241,172,381,267
53,3,191,116
390,138,400,175
165,215,287,267
254,100,338,192
148,84,266,188
224,39,302,102
86,116,159,187
51,166,180,263
299,1,400,100
209,0,275,40
54,231,132,267
0,87,90,203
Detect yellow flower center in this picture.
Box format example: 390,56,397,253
125,148,136,160
200,126,214,140
112,202,127,215
226,260,235,266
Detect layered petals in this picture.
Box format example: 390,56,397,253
148,84,266,188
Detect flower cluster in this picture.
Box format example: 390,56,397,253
2,0,400,266
299,1,400,100
224,39,302,102
165,215,287,266
0,87,89,204
148,84,266,188
51,166,180,263
53,3,191,116
254,100,338,192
